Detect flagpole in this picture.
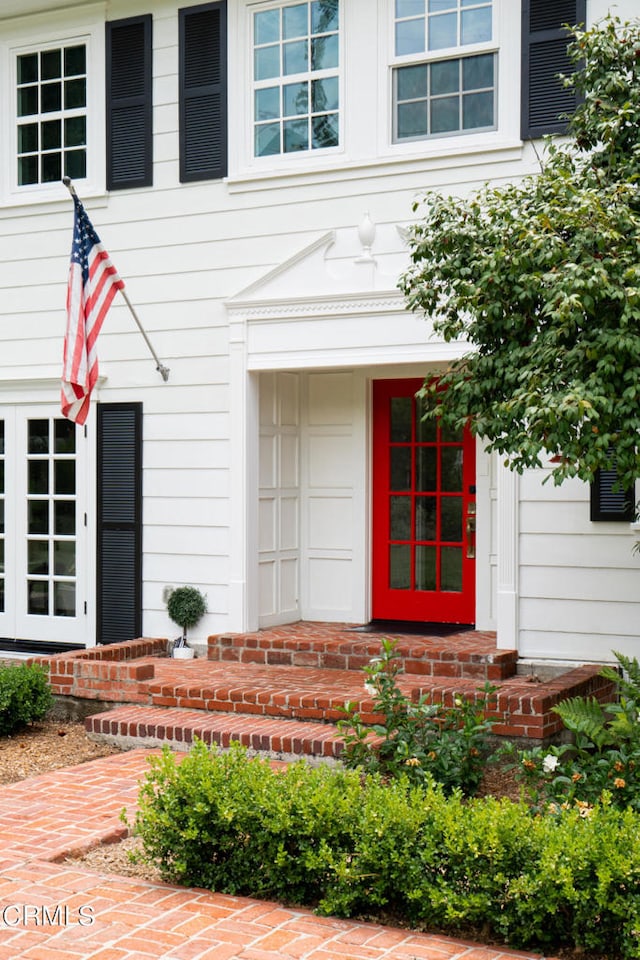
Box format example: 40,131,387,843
62,177,170,383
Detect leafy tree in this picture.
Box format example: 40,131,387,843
400,15,640,489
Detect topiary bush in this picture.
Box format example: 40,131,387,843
166,586,207,641
129,741,640,958
0,662,53,736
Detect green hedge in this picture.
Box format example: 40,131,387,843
131,742,640,958
0,662,53,736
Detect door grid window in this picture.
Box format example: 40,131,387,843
26,418,77,619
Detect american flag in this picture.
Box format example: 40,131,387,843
61,195,124,425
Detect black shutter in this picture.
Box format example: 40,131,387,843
590,463,635,522
106,15,153,190
179,1,228,182
97,403,143,643
521,0,586,139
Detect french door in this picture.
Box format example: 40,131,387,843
0,407,87,644
372,379,476,623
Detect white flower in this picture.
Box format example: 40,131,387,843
364,682,376,697
542,754,559,774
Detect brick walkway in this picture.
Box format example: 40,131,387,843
0,750,554,960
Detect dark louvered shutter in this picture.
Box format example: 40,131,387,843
521,0,586,139
179,1,228,182
97,403,143,644
106,16,153,190
590,460,635,522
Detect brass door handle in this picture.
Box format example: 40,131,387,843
466,516,476,559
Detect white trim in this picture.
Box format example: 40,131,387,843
0,6,106,207
496,459,519,649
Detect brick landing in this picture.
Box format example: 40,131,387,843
0,751,552,960
35,623,616,752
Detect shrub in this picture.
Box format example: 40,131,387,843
166,586,207,641
337,637,495,795
0,662,53,736
506,652,640,812
130,741,640,958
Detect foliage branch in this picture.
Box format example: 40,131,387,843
400,15,640,488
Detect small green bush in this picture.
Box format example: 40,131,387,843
337,637,495,795
166,586,207,640
130,741,640,958
0,662,53,736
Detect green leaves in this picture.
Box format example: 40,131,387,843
337,639,495,796
131,738,640,958
400,15,640,489
0,663,52,736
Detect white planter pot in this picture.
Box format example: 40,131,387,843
173,646,195,659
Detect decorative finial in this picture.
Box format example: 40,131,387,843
356,212,376,263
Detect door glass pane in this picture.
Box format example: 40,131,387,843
415,545,436,591
390,447,411,490
390,496,411,540
0,500,4,534
28,460,48,494
54,581,75,617
0,539,3,574
55,501,75,535
55,418,75,454
441,497,462,541
28,540,49,574
0,420,4,455
390,397,412,442
28,580,48,615
441,546,462,591
54,540,75,576
416,448,436,491
28,419,49,454
54,459,75,494
416,398,436,441
441,422,463,442
441,447,463,491
28,500,49,535
390,544,411,589
416,496,436,540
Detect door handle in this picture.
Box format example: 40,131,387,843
465,516,476,559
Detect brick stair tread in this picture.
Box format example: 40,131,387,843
210,624,517,680
85,705,351,760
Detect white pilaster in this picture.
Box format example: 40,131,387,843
496,461,519,650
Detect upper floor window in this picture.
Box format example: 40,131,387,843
16,43,87,186
392,0,496,142
252,0,340,157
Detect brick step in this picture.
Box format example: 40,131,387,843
209,623,517,681
147,660,405,724
85,705,349,762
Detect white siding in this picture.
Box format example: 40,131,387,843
0,0,637,657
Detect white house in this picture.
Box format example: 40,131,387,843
0,0,637,666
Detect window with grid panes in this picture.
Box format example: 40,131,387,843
393,0,496,142
16,43,87,186
253,0,340,157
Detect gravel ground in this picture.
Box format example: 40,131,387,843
0,719,122,784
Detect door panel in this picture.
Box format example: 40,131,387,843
372,379,476,623
0,407,87,644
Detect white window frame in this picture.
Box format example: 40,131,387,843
232,0,345,175
379,0,521,160
0,13,105,207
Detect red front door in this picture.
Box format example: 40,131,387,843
372,379,476,624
